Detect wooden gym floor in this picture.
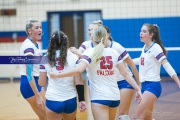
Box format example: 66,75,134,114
0,77,180,120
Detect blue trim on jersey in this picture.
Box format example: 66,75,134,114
80,55,91,63
118,50,127,61
110,41,113,48
46,97,77,114
80,44,86,50
144,42,155,53
24,48,34,54
91,42,94,48
91,100,120,108
39,64,45,70
156,52,165,60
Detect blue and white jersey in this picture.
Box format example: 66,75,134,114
79,47,122,101
39,50,79,101
19,38,41,76
139,43,166,82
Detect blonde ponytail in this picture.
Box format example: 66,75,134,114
91,26,107,62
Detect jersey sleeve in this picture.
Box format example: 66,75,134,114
79,42,86,52
39,64,47,72
114,42,129,60
23,48,34,56
117,52,124,64
153,44,166,62
79,49,92,65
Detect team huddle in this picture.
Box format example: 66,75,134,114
19,19,180,120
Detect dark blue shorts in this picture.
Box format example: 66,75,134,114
141,81,162,98
46,97,77,114
117,80,134,90
20,75,41,99
91,100,120,108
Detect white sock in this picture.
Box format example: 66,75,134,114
119,115,130,120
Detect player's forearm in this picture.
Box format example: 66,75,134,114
29,79,41,96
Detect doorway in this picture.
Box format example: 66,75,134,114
47,10,102,48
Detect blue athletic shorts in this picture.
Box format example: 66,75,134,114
91,100,120,108
141,81,162,98
46,97,77,114
20,75,42,99
117,80,134,90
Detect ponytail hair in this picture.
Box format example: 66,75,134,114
91,26,107,62
144,23,167,56
47,31,69,67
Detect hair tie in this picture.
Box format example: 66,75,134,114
153,24,158,28
63,35,67,38
52,34,55,38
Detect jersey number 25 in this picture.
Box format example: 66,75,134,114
100,56,113,69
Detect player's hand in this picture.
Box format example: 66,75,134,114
69,47,78,54
135,90,142,104
36,94,45,110
78,101,87,112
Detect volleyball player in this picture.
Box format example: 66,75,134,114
38,31,87,120
133,23,180,120
19,19,46,120
50,26,142,120
72,23,140,120
102,26,140,120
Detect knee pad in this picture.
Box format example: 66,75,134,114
119,115,130,120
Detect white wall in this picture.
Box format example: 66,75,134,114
0,0,179,31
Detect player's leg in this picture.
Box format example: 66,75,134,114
20,76,46,120
144,103,154,120
118,89,134,117
134,91,157,119
26,96,47,120
116,80,134,120
91,102,109,120
109,101,120,120
134,81,162,120
45,107,63,120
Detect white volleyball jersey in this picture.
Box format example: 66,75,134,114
80,47,122,100
79,40,132,81
139,43,166,82
19,38,41,76
39,50,78,101
111,41,133,80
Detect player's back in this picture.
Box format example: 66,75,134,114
44,50,79,101
81,47,121,100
